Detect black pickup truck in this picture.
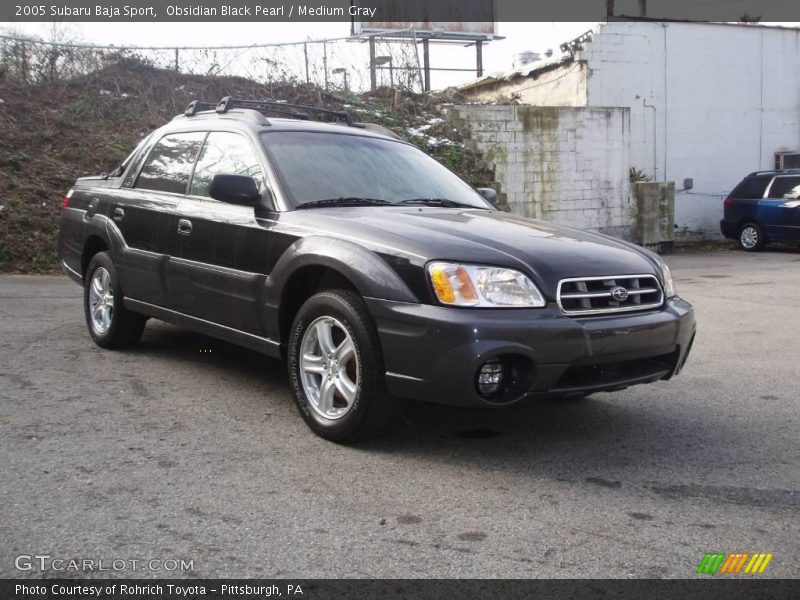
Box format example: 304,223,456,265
58,97,695,442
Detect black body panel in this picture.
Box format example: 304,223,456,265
58,110,695,406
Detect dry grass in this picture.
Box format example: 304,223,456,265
0,59,492,272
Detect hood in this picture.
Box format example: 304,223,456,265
281,207,659,294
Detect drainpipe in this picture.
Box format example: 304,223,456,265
662,23,668,181
643,98,657,180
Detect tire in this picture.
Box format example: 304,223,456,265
738,222,766,252
83,252,146,349
287,289,397,443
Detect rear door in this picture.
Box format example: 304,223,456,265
168,130,274,333
762,176,800,241
114,131,206,306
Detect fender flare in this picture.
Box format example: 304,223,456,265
264,236,419,306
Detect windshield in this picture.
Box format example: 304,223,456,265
261,131,492,209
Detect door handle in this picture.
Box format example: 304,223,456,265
113,207,125,222
177,219,193,235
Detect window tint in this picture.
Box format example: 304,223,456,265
262,131,489,209
121,134,153,187
189,132,265,197
730,175,772,199
767,176,800,199
134,132,206,194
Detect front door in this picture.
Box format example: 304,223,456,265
167,131,274,333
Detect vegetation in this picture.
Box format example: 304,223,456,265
0,60,493,272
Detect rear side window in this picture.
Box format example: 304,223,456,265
767,176,800,199
730,175,772,199
189,132,265,198
121,134,153,187
134,132,207,194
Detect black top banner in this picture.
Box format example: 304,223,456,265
3,0,800,23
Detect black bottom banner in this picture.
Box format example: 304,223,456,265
2,579,800,600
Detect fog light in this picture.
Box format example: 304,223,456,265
477,358,506,397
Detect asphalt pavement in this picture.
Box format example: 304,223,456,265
1,248,798,578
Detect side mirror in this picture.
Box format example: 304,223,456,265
209,173,261,207
477,187,505,210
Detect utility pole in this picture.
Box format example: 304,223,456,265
323,42,328,90
368,36,376,91
422,38,430,91
304,42,309,83
476,40,483,78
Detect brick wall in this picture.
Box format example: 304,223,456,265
448,104,634,240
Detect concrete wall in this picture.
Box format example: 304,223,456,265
462,62,588,106
449,104,634,240
632,181,675,251
581,21,800,240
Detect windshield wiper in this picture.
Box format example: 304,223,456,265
399,198,474,208
295,197,391,209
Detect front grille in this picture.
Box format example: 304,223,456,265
557,274,663,316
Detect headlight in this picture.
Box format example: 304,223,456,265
427,262,546,307
659,261,677,298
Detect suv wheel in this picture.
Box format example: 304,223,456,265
287,289,396,443
84,252,146,348
738,222,765,251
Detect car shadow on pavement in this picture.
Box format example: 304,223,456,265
122,322,747,486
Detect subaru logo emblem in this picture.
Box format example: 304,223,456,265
611,286,629,301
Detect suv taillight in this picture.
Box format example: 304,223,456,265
63,189,73,209
723,196,733,210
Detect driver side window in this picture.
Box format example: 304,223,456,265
189,132,265,198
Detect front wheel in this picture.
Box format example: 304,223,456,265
287,289,397,443
738,222,766,251
83,252,146,349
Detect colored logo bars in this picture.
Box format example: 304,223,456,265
696,552,773,574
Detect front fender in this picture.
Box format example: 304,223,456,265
264,236,419,305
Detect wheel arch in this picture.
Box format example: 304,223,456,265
266,236,419,349
81,235,109,278
737,217,766,236
278,265,359,354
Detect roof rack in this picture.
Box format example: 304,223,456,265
184,100,217,116
214,96,355,126
749,168,800,176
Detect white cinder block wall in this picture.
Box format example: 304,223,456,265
581,21,800,240
450,105,634,239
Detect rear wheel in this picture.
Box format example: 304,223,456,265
287,289,397,443
84,252,146,348
738,222,765,251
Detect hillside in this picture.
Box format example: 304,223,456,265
0,60,492,272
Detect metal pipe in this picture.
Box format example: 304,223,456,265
643,98,657,180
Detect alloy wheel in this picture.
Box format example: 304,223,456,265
740,225,759,249
88,267,114,334
299,316,360,420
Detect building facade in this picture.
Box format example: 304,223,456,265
462,21,800,241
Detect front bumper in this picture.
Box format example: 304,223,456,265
366,298,696,408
